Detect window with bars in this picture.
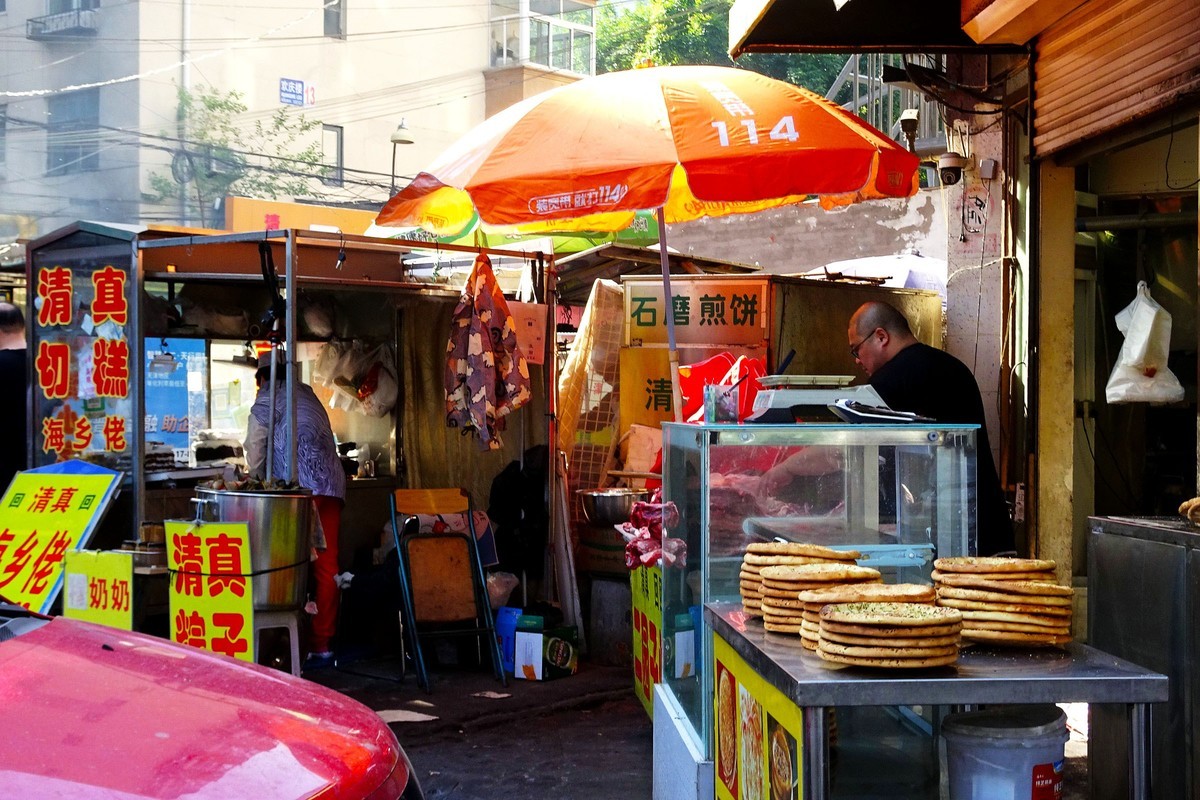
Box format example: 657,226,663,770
46,88,99,176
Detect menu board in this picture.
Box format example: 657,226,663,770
30,253,134,477
714,635,804,800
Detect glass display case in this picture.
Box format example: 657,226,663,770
658,421,978,759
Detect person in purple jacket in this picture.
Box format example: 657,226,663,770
244,351,346,668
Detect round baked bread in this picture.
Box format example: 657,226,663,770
760,596,806,610
819,619,962,638
739,567,761,579
798,582,935,605
934,556,1056,573
744,553,849,567
820,602,963,627
932,571,1059,587
937,586,1073,606
961,628,1070,647
963,619,1071,634
818,640,958,659
954,608,1070,627
820,629,961,648
760,563,881,583
747,542,860,560
937,597,1074,616
760,579,843,593
763,621,803,634
815,645,959,669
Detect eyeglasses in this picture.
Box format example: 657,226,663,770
849,331,874,360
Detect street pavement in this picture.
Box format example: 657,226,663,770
305,655,1089,799
305,656,653,799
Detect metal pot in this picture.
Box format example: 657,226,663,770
577,488,651,526
195,488,313,611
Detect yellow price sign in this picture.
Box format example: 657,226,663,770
0,468,121,613
63,550,133,630
166,520,256,663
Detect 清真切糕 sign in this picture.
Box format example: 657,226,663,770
30,254,134,476
623,277,768,348
166,520,255,663
0,464,121,613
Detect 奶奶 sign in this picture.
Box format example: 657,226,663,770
63,549,133,630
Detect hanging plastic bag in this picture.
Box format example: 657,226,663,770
1105,281,1184,405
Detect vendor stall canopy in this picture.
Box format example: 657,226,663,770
727,0,1028,57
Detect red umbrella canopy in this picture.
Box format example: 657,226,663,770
376,65,919,236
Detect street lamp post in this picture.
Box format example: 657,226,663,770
389,119,414,195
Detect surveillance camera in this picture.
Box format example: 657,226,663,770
938,152,966,186
899,108,920,135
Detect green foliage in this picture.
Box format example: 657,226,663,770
147,85,326,226
595,0,846,97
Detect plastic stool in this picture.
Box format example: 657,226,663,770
254,609,302,676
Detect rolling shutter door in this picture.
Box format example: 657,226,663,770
1033,0,1200,158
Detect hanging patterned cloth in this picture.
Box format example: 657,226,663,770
445,253,532,450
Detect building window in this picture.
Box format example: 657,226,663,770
46,88,99,176
321,124,343,187
490,0,594,75
323,0,345,38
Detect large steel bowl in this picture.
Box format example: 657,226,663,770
577,488,651,526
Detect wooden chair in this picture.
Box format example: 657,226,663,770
389,488,507,692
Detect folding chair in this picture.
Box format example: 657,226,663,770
389,488,507,692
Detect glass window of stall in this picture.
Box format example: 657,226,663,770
659,421,976,758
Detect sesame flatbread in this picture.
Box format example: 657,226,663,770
744,553,848,567
819,620,962,638
964,619,1071,634
747,542,861,560
797,583,936,605
932,570,1058,587
739,569,762,582
961,628,1070,647
937,586,1073,606
937,597,1074,616
816,646,959,669
763,621,803,634
819,629,962,648
955,609,1071,627
818,640,959,659
760,596,806,611
820,602,963,627
934,556,1056,573
759,564,881,583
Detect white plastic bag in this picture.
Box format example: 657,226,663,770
1105,281,1184,404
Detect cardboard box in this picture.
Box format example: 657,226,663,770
494,606,521,674
513,615,579,681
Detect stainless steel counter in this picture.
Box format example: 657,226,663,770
707,601,1169,799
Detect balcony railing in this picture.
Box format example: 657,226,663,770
27,9,99,40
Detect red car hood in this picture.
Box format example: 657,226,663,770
0,616,400,799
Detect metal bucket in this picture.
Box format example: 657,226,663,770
195,488,312,611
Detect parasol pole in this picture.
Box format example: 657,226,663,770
656,207,683,422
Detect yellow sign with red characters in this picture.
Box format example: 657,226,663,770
714,635,805,800
166,520,255,663
631,564,663,718
0,468,121,613
63,550,133,630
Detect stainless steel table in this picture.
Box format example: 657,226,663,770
706,602,1169,800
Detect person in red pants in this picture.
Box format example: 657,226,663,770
245,350,346,670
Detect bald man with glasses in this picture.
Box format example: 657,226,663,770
848,301,1014,556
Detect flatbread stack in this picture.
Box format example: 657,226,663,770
739,542,861,619
756,562,882,634
932,557,1073,647
795,583,937,652
817,602,964,668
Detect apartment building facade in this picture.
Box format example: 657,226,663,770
0,0,595,261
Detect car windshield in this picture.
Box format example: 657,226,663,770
0,599,50,641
